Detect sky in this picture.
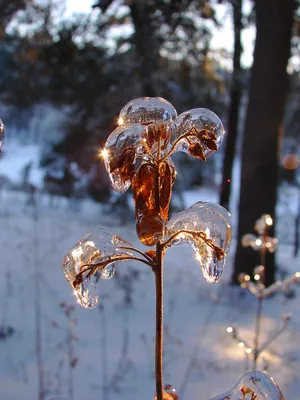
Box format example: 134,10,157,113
65,0,255,69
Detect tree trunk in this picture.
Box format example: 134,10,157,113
130,0,159,96
220,0,243,211
232,0,295,286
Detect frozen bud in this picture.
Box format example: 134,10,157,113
136,212,165,246
255,214,273,234
238,273,250,284
251,237,263,251
241,233,256,248
210,371,285,400
265,237,278,253
103,124,146,193
253,265,264,282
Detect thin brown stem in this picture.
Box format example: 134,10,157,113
118,245,154,263
74,255,154,287
253,228,268,369
142,140,156,162
160,127,207,162
154,141,164,400
253,296,263,369
162,229,224,259
155,242,164,400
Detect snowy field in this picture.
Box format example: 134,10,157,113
0,188,299,400
0,143,300,400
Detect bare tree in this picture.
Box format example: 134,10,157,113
233,0,295,285
220,0,243,211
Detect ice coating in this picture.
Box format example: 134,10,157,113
210,371,285,400
161,201,231,283
119,97,177,126
171,108,225,160
103,124,146,192
62,229,134,308
0,118,4,151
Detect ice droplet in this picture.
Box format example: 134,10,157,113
154,384,178,400
0,118,4,151
103,124,146,192
62,229,134,308
119,97,177,126
171,108,224,160
161,201,231,283
209,370,285,400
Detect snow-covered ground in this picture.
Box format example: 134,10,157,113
0,184,299,400
0,141,300,399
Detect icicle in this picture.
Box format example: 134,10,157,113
161,201,231,283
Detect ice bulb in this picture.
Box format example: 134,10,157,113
62,230,134,308
103,124,146,192
241,233,256,248
209,370,285,400
162,201,231,283
171,108,224,160
119,97,177,126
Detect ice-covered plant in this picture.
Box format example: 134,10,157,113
227,214,300,372
62,97,284,400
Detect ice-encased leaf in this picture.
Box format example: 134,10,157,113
171,108,224,160
119,97,177,126
210,371,285,400
0,118,4,150
131,160,173,246
62,229,134,309
103,124,146,192
161,202,231,283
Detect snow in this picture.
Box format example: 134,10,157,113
0,141,44,187
0,184,299,400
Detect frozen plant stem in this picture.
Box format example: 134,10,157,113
154,135,164,400
253,228,267,369
253,296,263,369
155,242,164,400
33,204,45,400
